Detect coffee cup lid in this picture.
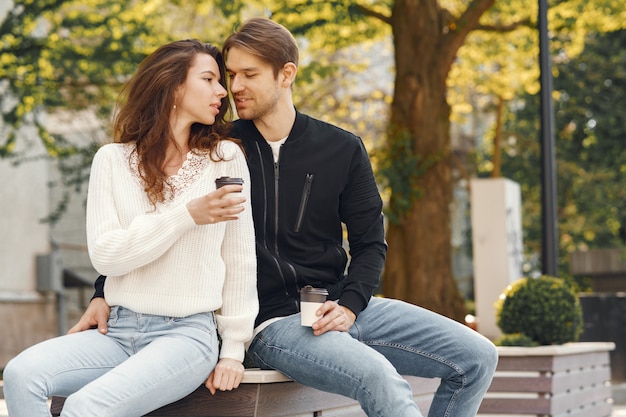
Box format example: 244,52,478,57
216,176,244,184
301,285,328,295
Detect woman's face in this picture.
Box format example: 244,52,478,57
174,53,227,127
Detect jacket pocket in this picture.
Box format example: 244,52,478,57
294,173,314,233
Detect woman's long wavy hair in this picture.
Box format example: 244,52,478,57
112,40,234,206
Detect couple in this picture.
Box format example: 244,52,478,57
4,17,497,417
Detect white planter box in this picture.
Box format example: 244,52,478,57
479,342,616,417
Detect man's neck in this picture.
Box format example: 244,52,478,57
253,103,296,143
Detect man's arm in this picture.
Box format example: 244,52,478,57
67,275,110,334
313,138,386,336
337,138,387,315
92,274,106,299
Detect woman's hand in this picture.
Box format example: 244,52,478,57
186,184,245,225
204,358,245,394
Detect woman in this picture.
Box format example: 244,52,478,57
3,40,258,417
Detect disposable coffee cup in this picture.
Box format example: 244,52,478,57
300,286,329,327
215,176,244,198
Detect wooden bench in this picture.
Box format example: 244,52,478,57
50,369,439,417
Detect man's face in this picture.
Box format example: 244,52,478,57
226,46,282,121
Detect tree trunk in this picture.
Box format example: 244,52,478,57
382,0,492,322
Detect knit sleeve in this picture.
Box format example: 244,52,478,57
214,144,259,362
86,145,197,276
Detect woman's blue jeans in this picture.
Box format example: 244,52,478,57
3,306,219,417
248,297,498,417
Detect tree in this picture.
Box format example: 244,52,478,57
381,0,499,321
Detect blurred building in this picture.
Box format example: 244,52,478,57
0,111,100,368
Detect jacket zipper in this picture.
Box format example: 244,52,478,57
255,142,288,298
274,161,280,255
274,157,300,299
256,141,298,301
295,173,314,233
255,142,269,246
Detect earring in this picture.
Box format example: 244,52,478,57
173,104,177,110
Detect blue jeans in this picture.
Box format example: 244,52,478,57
248,297,498,417
3,306,218,417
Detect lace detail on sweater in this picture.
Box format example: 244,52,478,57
120,144,212,205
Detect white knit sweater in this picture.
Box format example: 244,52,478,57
86,141,258,361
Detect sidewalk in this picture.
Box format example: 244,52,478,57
0,381,625,416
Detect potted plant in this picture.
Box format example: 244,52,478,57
478,275,615,417
495,274,583,346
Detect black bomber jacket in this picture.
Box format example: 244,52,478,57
232,111,387,327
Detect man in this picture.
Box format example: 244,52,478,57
74,17,498,416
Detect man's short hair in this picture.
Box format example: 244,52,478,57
223,17,299,77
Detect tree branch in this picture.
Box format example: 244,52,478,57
438,0,496,71
456,0,497,37
353,3,392,25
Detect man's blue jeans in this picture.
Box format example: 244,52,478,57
3,306,218,417
248,297,498,417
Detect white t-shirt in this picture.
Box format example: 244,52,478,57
267,137,288,162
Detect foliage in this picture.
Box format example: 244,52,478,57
1,0,236,223
498,29,626,276
495,275,584,345
1,0,239,145
375,128,434,224
3,0,146,152
452,0,626,123
453,0,626,187
2,1,149,220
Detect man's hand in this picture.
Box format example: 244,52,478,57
311,301,356,336
67,297,110,335
204,358,245,395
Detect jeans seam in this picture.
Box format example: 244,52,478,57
365,340,468,376
443,375,466,417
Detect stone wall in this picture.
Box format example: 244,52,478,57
0,294,58,367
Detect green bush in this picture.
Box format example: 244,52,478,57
495,332,540,347
495,275,584,345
